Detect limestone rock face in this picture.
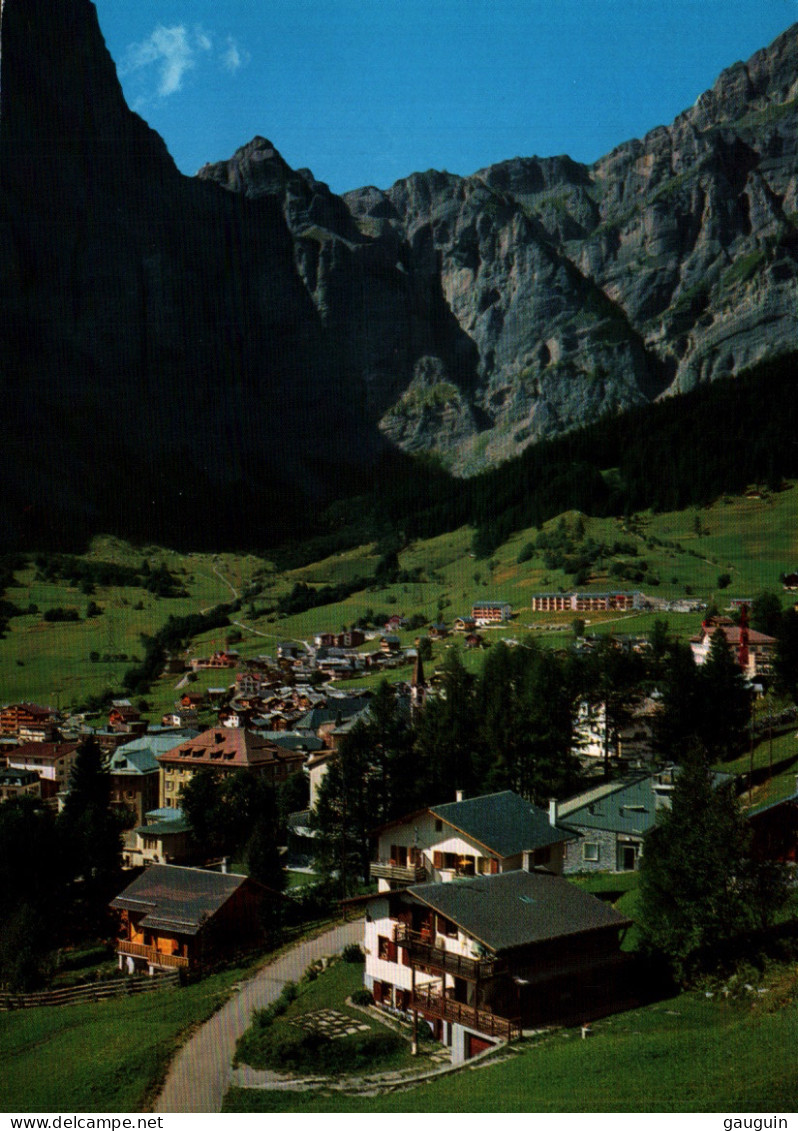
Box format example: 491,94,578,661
2,0,798,541
200,23,798,473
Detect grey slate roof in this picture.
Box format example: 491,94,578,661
430,790,577,856
406,870,631,954
559,767,733,837
110,865,250,935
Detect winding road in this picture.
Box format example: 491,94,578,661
154,918,365,1113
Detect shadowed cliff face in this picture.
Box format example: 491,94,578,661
1,0,797,547
0,0,378,548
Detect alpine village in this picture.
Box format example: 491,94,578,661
4,0,798,1116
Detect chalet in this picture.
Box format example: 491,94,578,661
314,632,337,648
108,703,145,733
179,692,206,711
0,768,41,802
0,703,60,739
380,634,402,654
6,741,79,798
428,624,449,640
157,727,305,808
124,808,194,869
452,616,477,633
336,629,365,649
370,790,577,890
471,601,512,625
189,651,238,672
362,870,632,1059
690,618,776,679
384,615,406,631
464,632,484,649
111,864,273,974
782,573,798,591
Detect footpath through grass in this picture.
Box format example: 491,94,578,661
224,985,798,1113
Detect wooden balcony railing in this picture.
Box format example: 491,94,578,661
393,923,504,982
411,983,521,1041
370,860,428,884
117,939,189,969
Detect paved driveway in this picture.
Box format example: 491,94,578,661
154,918,365,1113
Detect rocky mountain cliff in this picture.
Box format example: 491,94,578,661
1,0,797,545
200,21,798,474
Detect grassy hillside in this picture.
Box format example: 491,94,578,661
1,484,796,711
223,978,798,1112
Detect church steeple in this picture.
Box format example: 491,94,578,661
411,642,427,714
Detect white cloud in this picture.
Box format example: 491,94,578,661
221,37,251,74
122,24,215,99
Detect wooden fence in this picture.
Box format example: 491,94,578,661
0,970,179,1011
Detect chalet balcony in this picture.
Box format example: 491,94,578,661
370,860,428,884
117,939,189,969
393,923,505,982
411,983,521,1042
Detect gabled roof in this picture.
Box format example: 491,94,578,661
559,767,732,835
110,865,255,935
406,871,631,954
429,790,577,856
109,748,160,775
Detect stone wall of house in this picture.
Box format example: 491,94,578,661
562,826,618,874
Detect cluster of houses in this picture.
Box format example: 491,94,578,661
3,598,793,1063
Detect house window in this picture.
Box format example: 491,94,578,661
437,915,457,938
378,936,397,962
582,843,600,862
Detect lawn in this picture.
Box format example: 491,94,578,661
0,963,250,1112
223,983,798,1112
233,958,417,1076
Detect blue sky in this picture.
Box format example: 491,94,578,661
93,0,798,194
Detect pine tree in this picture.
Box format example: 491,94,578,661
699,628,751,758
640,748,785,980
59,736,122,891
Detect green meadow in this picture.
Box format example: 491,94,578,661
1,484,796,710
223,982,798,1113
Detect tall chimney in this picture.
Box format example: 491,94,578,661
455,789,465,803
549,798,558,825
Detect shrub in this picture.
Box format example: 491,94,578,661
351,988,373,1006
342,943,365,964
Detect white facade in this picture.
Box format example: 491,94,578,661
374,806,565,891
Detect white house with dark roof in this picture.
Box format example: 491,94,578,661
370,790,577,889
362,870,632,1061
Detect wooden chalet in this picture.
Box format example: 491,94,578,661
0,702,60,739
363,871,632,1060
111,865,273,974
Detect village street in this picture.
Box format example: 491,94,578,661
153,917,365,1114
